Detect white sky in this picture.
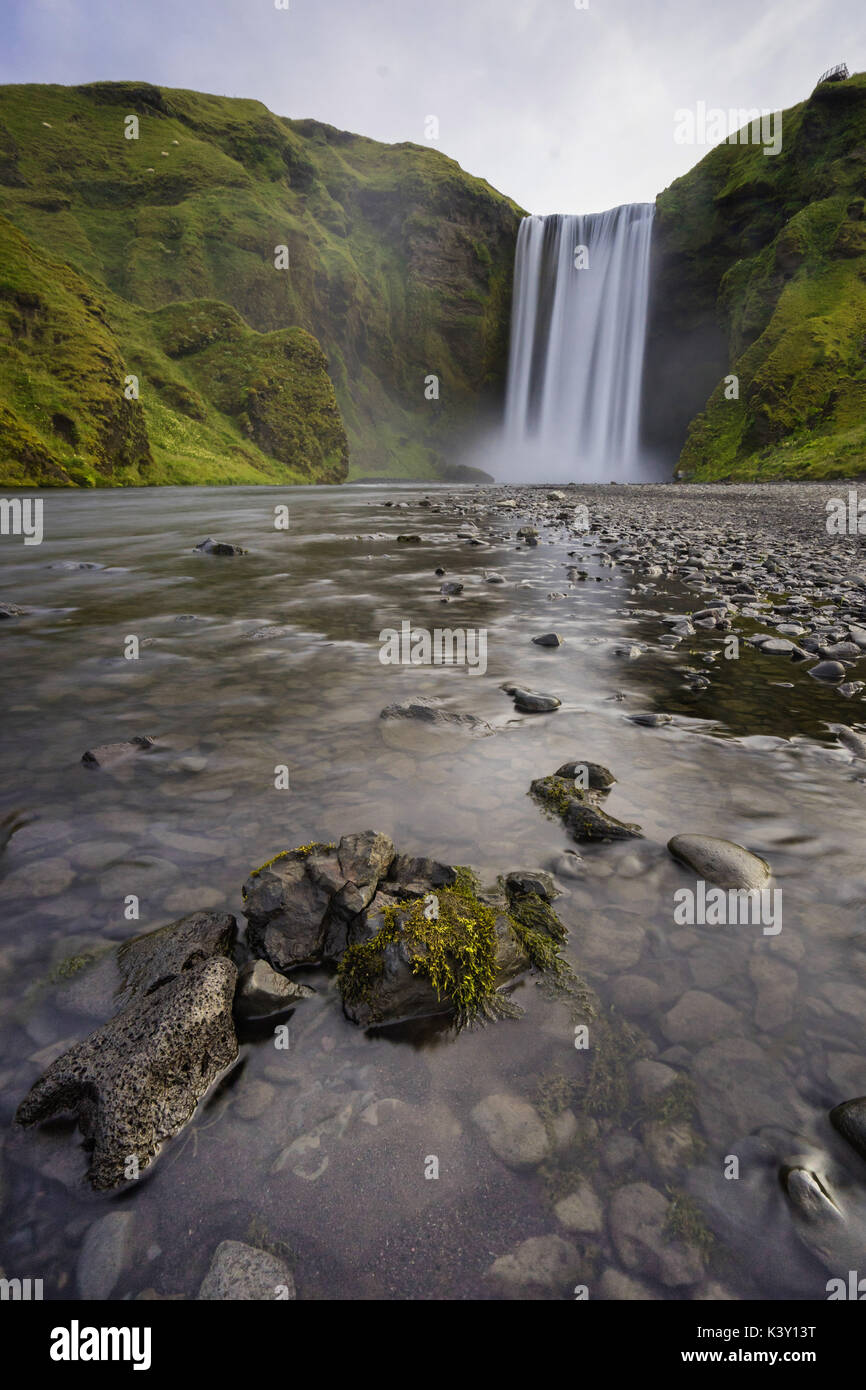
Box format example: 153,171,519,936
4,0,864,212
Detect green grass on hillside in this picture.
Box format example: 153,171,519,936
0,81,522,485
654,73,866,481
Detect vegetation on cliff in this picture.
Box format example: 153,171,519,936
647,71,866,481
0,81,522,486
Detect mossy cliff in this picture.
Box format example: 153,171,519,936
0,81,522,486
644,71,866,480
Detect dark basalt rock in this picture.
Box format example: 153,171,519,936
507,687,561,714
379,697,489,731
504,869,559,901
529,770,642,843
194,537,247,555
52,910,237,1022
15,956,238,1190
234,959,314,1019
830,1096,866,1161
81,735,155,768
242,832,397,970
554,760,617,792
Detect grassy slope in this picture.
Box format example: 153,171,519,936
653,73,866,480
0,81,522,486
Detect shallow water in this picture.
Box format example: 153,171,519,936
1,483,865,1300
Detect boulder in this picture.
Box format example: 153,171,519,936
243,833,396,970
667,834,770,891
16,956,238,1189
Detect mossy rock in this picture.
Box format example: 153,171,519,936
338,868,534,1030
529,772,643,843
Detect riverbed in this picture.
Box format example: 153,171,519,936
1,480,865,1300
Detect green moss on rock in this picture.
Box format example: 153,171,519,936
338,867,515,1029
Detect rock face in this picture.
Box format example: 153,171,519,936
667,834,770,890
16,914,239,1189
530,764,642,842
198,1240,296,1301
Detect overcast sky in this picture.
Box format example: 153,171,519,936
3,0,864,213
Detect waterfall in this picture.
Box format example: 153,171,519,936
502,204,655,482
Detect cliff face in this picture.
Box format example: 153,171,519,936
0,82,522,486
644,72,866,481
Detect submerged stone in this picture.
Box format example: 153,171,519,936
198,1240,296,1300
471,1093,550,1169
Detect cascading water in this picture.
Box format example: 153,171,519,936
502,204,655,482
